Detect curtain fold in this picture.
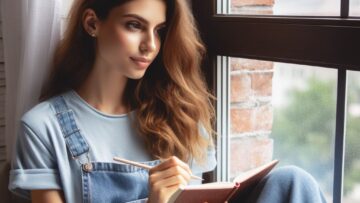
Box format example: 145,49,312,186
2,0,62,161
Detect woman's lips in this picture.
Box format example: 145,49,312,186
130,56,151,69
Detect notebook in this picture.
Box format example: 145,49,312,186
168,160,279,203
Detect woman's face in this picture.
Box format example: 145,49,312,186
95,0,166,79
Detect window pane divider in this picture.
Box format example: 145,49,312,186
216,56,230,182
217,0,230,14
341,0,350,18
334,69,347,203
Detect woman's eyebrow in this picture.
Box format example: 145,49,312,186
122,14,166,27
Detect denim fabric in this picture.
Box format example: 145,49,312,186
53,96,160,203
239,166,327,203
53,96,90,157
82,161,160,203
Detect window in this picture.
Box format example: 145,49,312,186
192,0,360,203
227,58,337,202
350,0,360,16
344,71,360,201
230,0,341,16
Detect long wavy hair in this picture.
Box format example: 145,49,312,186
40,0,215,163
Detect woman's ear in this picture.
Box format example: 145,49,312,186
82,9,99,37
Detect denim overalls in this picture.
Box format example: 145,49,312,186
51,96,160,203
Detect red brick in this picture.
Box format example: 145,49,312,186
232,0,275,7
231,58,274,71
251,72,273,97
229,136,273,178
255,105,273,131
230,74,251,103
230,107,254,133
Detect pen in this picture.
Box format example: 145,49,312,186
113,156,203,181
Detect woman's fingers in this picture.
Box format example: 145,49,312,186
150,156,192,175
152,173,189,188
150,164,191,182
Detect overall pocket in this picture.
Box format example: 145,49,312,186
82,160,160,203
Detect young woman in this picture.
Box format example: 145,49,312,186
9,0,327,203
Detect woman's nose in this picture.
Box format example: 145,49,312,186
140,31,157,53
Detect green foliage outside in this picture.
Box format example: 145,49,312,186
343,75,360,195
271,76,360,195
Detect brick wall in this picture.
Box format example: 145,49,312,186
229,1,275,178
231,0,274,15
232,0,275,6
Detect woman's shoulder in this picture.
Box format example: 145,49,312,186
20,100,56,132
20,94,67,132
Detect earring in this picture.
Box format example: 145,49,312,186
88,30,96,37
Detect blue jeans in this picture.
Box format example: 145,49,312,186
240,166,327,203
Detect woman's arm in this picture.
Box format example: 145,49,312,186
31,190,65,203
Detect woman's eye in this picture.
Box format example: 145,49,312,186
126,21,142,30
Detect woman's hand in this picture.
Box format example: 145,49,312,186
147,156,192,203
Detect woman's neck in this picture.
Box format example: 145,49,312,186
76,63,130,115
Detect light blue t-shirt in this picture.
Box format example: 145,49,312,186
8,90,217,203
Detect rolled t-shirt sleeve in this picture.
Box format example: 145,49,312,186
9,121,62,199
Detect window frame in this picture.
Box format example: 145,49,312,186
191,0,360,202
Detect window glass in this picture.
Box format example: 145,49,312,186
228,0,340,16
350,0,360,16
344,70,360,203
228,57,337,202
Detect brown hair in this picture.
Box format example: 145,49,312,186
40,0,214,163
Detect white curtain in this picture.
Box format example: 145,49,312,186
2,0,62,161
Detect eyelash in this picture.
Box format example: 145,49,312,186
125,21,166,37
126,21,142,31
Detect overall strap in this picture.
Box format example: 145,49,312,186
51,95,90,159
